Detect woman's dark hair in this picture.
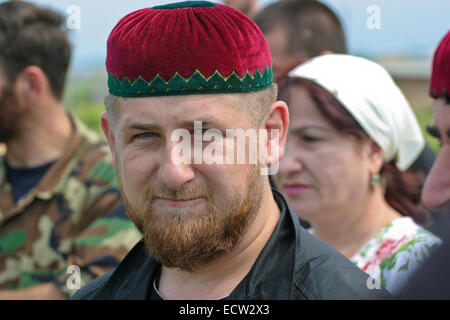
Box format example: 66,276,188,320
279,77,430,226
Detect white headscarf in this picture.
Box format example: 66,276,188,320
288,54,425,171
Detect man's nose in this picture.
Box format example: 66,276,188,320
422,146,450,210
158,141,195,190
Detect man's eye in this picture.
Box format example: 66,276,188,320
193,129,209,135
302,136,319,143
135,132,158,139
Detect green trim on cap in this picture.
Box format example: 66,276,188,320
152,1,217,10
108,67,273,97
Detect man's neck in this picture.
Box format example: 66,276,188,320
312,190,402,259
157,183,280,300
5,102,73,168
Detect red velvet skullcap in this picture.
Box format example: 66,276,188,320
430,30,450,99
106,1,272,97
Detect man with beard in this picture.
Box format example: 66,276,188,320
73,1,390,300
398,31,450,299
0,1,140,299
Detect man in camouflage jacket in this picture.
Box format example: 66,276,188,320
0,1,140,299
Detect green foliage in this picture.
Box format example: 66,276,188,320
64,75,107,136
69,102,105,135
415,106,441,155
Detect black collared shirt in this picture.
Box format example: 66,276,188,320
72,190,390,300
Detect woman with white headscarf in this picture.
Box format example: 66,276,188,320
274,54,441,295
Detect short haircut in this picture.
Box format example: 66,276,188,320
223,84,278,127
104,84,278,130
0,1,72,100
254,0,347,57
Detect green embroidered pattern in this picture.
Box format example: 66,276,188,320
108,67,273,97
152,1,217,10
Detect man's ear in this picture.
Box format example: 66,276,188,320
13,66,48,105
101,112,118,171
262,100,289,172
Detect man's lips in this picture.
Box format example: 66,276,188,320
154,197,206,207
283,184,309,197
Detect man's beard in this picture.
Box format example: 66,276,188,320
120,166,263,272
0,85,20,143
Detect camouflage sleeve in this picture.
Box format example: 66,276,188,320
57,161,141,297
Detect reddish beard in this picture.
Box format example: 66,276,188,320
119,167,263,272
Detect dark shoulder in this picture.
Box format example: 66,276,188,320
293,227,391,300
71,270,114,300
72,240,156,300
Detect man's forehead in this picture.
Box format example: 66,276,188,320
118,93,240,127
434,98,450,129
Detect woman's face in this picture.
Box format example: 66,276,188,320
274,85,379,224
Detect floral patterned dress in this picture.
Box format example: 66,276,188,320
351,217,441,295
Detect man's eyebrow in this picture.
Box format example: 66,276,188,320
126,122,160,131
124,120,221,132
425,125,450,139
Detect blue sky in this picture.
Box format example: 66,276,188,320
3,0,449,75
322,0,450,58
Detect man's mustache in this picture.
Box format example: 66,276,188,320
146,186,211,201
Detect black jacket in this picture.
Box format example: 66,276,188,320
397,230,450,299
72,190,390,300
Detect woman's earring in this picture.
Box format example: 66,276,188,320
370,173,380,186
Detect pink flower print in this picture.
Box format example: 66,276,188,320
362,235,408,272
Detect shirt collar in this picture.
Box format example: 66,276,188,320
228,189,297,299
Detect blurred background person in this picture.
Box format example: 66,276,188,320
398,30,450,299
0,0,140,299
254,0,441,233
223,0,261,18
274,54,441,295
254,0,347,83
422,30,450,216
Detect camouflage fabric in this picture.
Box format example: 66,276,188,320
0,115,141,297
